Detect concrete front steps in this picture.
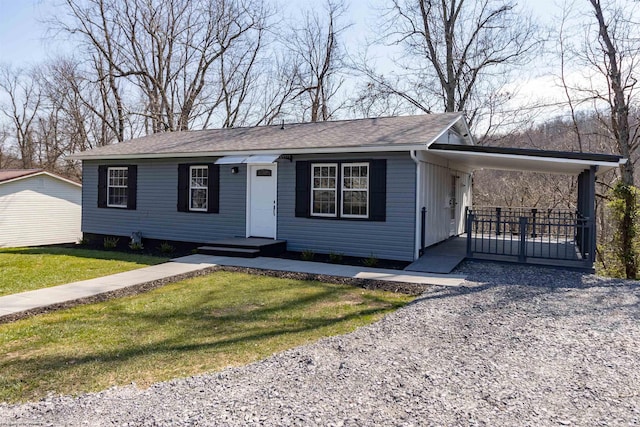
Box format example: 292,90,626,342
197,238,287,258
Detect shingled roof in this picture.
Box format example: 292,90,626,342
0,169,43,183
73,113,470,160
0,169,82,186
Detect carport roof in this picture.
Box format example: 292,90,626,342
427,143,625,175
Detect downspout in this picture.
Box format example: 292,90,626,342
411,150,422,260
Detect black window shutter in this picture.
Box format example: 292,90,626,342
177,164,189,212
295,161,311,217
97,165,107,208
126,165,137,210
369,159,386,221
207,164,219,213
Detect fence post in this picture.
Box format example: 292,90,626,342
519,216,527,262
464,206,469,233
531,208,537,238
576,213,584,256
466,213,474,256
588,217,596,264
496,207,502,236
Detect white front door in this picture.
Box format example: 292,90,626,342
247,164,277,238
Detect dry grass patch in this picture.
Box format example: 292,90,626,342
0,271,412,403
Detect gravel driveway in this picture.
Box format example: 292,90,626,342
2,262,639,426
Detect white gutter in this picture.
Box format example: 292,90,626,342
410,150,422,261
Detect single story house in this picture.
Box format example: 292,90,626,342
0,169,82,248
72,113,625,267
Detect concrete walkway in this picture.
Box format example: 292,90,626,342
0,257,218,320
180,254,466,287
405,237,467,274
0,255,465,321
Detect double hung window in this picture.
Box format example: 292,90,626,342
341,163,369,218
107,167,128,208
310,162,369,219
98,165,136,209
177,163,219,214
311,164,337,216
189,166,208,211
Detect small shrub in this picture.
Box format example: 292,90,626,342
301,249,315,261
362,253,378,267
191,248,199,254
103,237,119,250
129,241,144,251
77,236,91,246
157,241,175,254
329,251,343,264
129,232,143,251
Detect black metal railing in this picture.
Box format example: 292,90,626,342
465,207,594,265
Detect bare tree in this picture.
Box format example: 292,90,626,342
54,0,128,142
56,0,271,132
0,126,12,169
248,51,300,126
216,21,267,128
0,65,42,168
288,0,349,122
587,1,638,183
358,0,540,135
349,79,414,118
555,0,639,278
36,59,109,177
587,0,638,278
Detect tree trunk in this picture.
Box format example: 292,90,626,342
589,0,637,278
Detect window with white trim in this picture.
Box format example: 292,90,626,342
107,167,128,208
311,163,337,216
190,166,208,211
341,163,369,218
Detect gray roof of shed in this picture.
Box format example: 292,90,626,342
73,113,468,160
0,169,42,183
0,169,81,186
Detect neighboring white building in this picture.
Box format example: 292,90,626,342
0,169,82,248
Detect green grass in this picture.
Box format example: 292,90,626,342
0,271,412,403
0,247,168,296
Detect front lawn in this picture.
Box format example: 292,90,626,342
0,247,168,296
0,271,412,403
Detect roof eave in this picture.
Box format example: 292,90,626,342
454,116,475,145
0,171,82,187
424,113,474,148
71,144,428,161
428,147,624,176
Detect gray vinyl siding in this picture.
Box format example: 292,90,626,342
277,152,416,261
82,158,246,242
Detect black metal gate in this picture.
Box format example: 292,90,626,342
465,207,594,267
